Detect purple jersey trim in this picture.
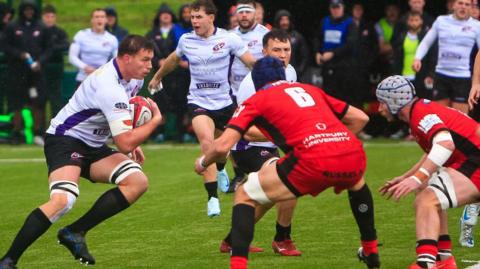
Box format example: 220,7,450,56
55,109,101,135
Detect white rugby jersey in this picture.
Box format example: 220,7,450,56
233,64,297,150
415,15,480,78
47,59,143,148
176,28,248,110
69,28,119,82
229,24,269,97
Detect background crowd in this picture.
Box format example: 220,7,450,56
0,0,476,145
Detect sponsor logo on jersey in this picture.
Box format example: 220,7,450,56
247,40,258,48
422,99,431,104
315,123,327,130
123,119,133,126
213,42,225,52
185,45,198,50
115,102,129,109
418,114,443,134
302,132,351,148
196,83,221,89
232,105,245,118
93,128,110,136
462,26,473,32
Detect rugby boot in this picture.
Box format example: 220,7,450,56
436,256,457,269
272,240,302,256
57,227,96,265
358,247,380,269
207,197,221,217
0,258,17,269
217,168,230,193
219,240,264,253
408,263,437,269
459,204,480,247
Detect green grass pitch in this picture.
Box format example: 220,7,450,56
1,141,480,268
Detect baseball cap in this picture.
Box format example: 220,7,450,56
330,0,344,7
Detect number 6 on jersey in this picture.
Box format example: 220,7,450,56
284,87,315,107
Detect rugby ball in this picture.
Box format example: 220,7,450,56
129,96,153,128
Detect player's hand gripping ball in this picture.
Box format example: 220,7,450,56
129,96,153,128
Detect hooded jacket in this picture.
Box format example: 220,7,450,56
274,9,309,78
146,3,177,69
4,0,51,64
105,7,129,42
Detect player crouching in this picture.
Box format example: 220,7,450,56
376,75,480,269
195,57,380,269
0,35,161,269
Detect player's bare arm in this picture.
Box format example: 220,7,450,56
195,128,241,174
239,51,256,70
470,51,480,110
113,98,162,153
341,106,369,134
148,51,181,93
243,125,268,142
380,154,428,196
384,131,456,201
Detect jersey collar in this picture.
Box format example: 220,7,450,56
112,58,124,81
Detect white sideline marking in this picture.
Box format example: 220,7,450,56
464,260,480,269
0,158,44,163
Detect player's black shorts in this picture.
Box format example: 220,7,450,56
231,146,280,174
188,103,236,130
44,134,117,180
432,73,471,103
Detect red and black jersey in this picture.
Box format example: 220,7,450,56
228,81,366,196
227,81,363,159
410,99,480,174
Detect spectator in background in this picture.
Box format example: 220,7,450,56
173,4,192,46
375,3,400,63
392,11,434,100
146,3,189,143
413,0,480,114
68,8,118,86
105,6,129,43
4,0,50,145
314,0,354,104
42,4,69,118
0,2,14,114
349,2,378,109
471,0,480,19
392,0,434,45
228,5,238,30
254,1,272,30
273,9,309,80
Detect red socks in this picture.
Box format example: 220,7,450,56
361,239,378,256
230,256,247,269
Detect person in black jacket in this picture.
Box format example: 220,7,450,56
314,0,355,103
146,3,189,142
104,6,129,43
42,4,69,118
273,9,309,81
4,0,51,145
349,2,378,109
0,2,14,114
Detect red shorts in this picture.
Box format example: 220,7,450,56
276,149,366,196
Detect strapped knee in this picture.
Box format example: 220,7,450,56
49,180,79,223
243,172,271,205
427,168,458,210
109,160,142,184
